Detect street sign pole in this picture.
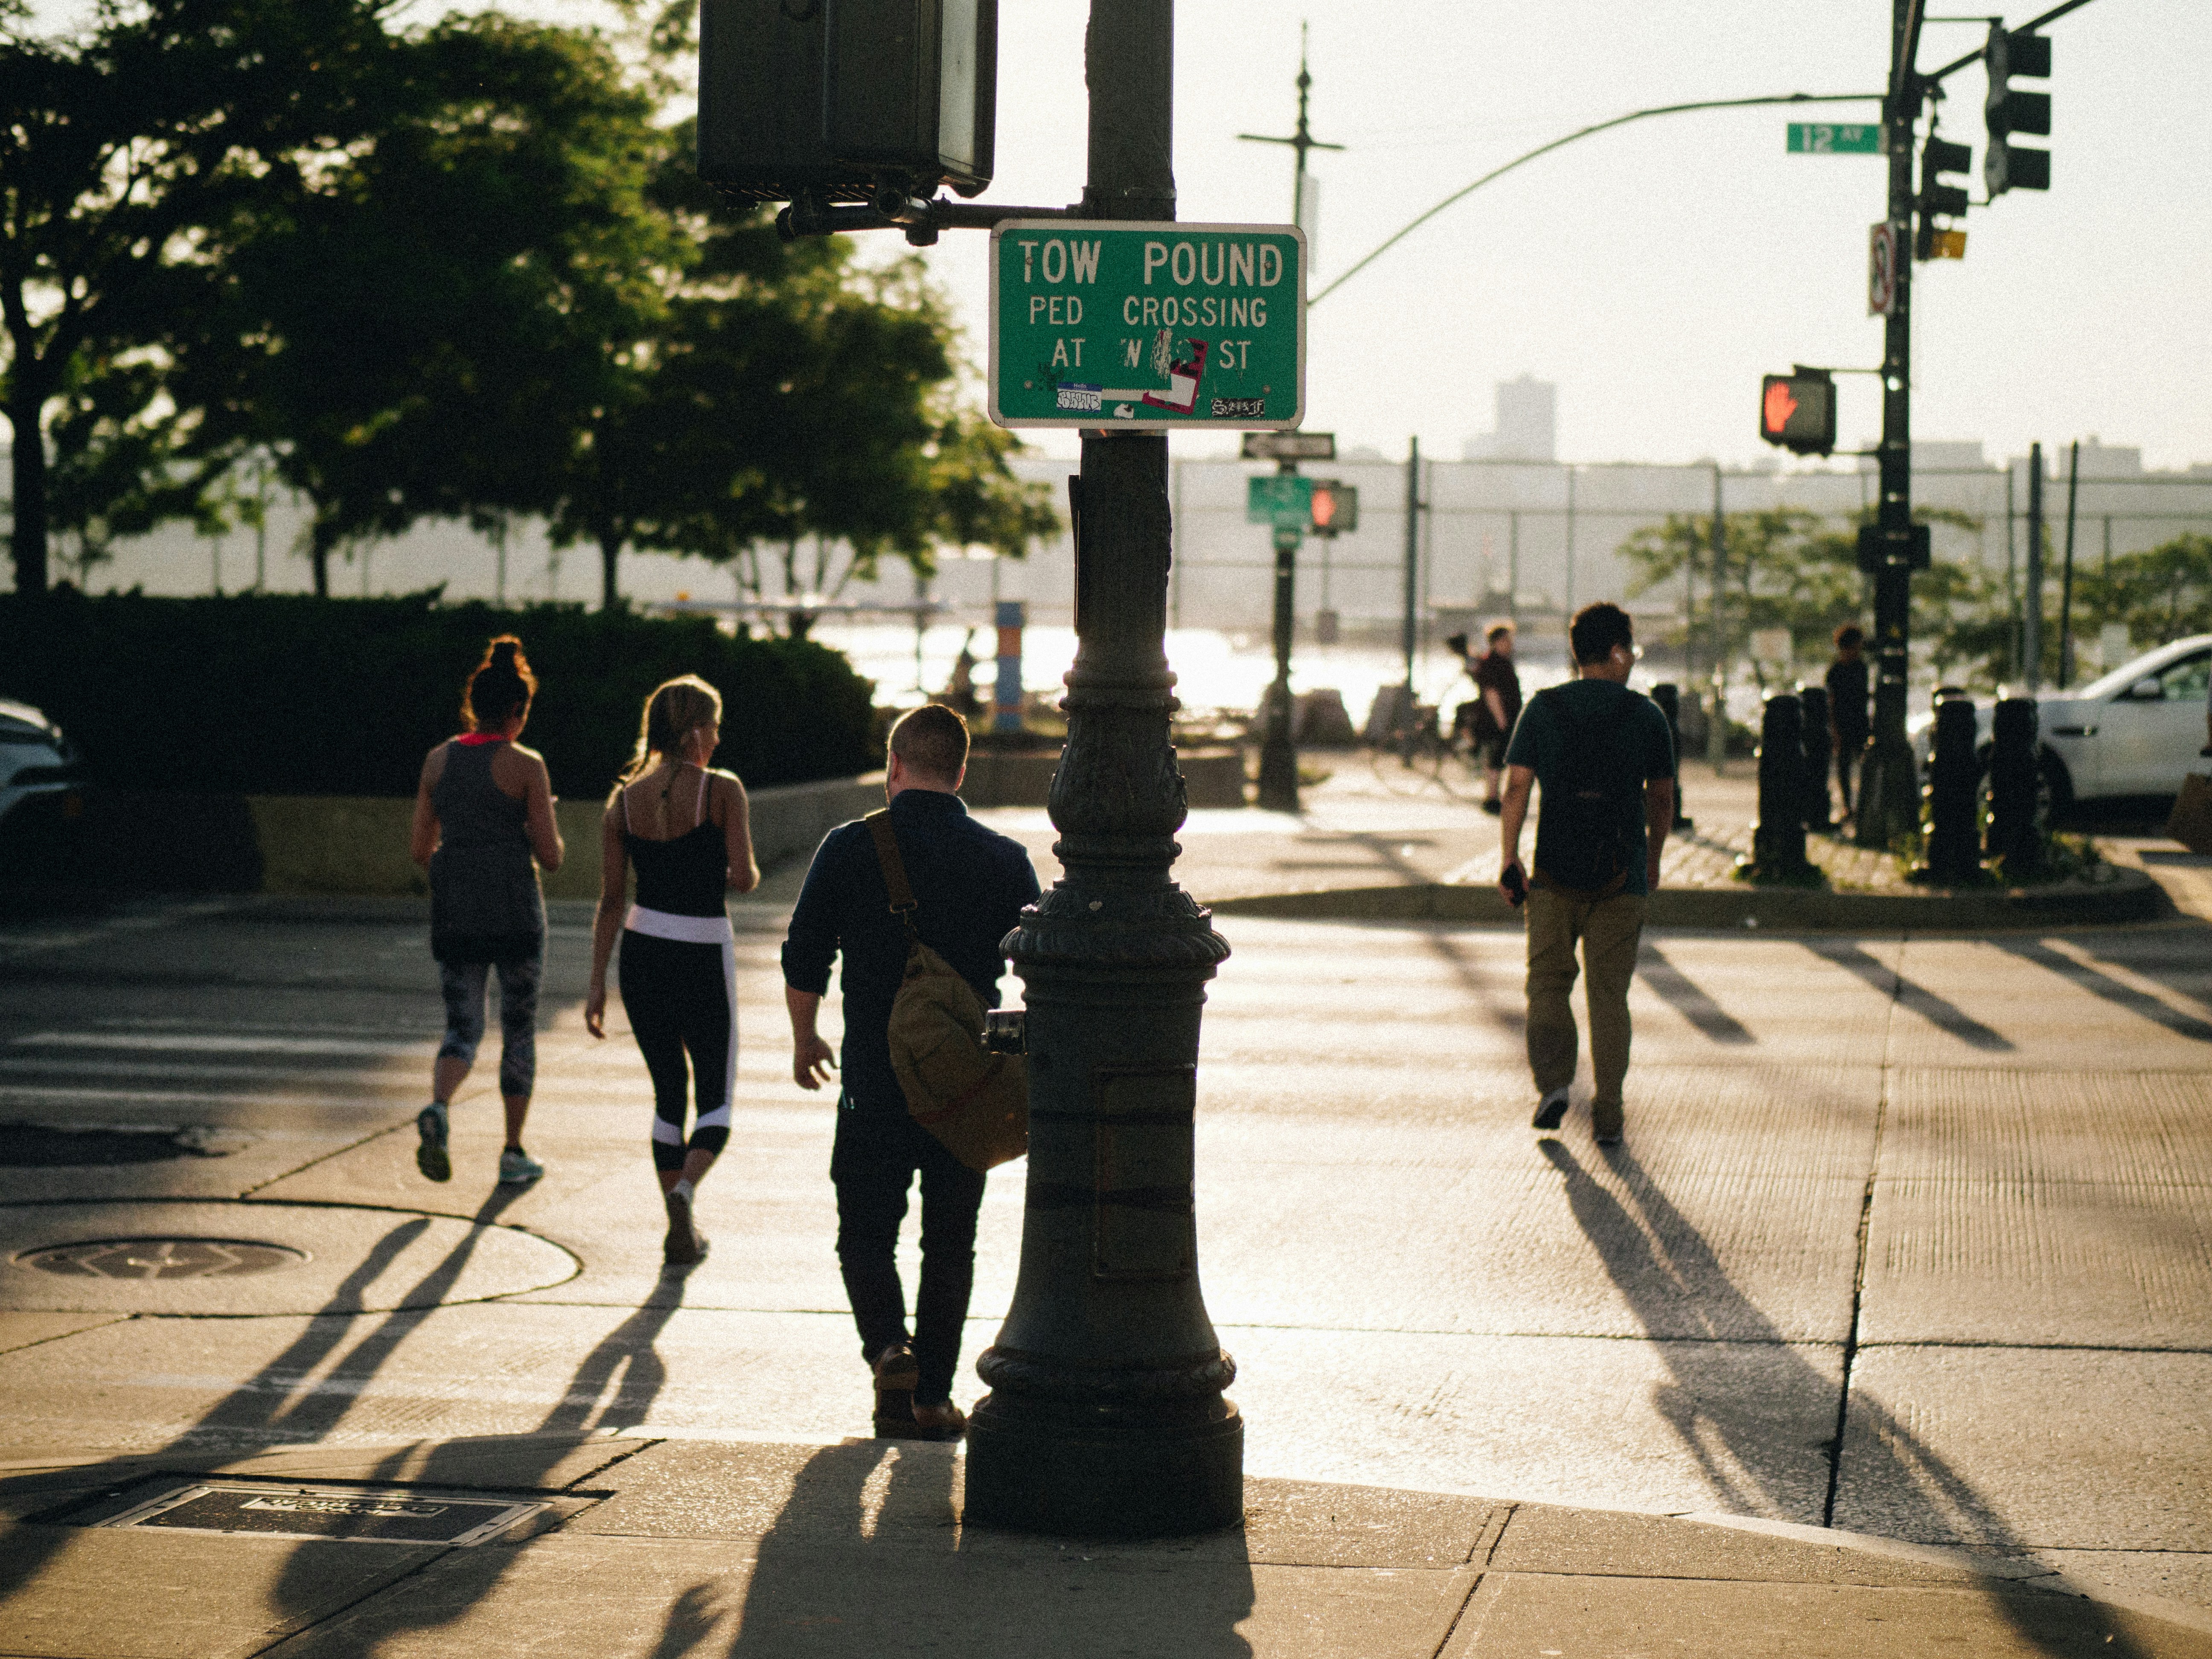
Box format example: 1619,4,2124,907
1857,0,1924,848
966,0,1244,1539
1257,462,1303,813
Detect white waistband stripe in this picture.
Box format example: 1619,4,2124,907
625,905,733,945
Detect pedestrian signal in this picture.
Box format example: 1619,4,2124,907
1758,370,1836,458
1309,481,1358,537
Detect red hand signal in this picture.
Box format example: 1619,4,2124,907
1763,379,1799,436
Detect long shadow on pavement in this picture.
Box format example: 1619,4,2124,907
1635,943,1757,1045
1990,935,2212,1044
713,1441,1257,1659
1539,1137,2150,1658
1805,938,2015,1051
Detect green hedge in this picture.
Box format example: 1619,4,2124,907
0,591,876,797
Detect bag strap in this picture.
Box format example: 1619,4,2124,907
864,810,922,944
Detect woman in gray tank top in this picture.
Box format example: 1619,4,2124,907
408,637,565,1187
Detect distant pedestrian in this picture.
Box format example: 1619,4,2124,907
1497,603,1675,1147
1826,625,1871,819
410,636,565,1186
1467,622,1522,814
781,704,1039,1438
584,676,760,1268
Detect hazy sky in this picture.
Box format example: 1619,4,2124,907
24,0,2209,473
918,0,2209,471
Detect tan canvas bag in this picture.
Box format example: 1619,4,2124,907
865,811,1028,1171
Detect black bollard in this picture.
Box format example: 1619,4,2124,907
1921,691,1981,885
1648,682,1692,830
1798,684,1832,831
1739,693,1818,883
1986,696,2043,878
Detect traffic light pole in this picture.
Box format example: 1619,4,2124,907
1854,0,1926,850
966,0,1245,1537
1257,463,1301,813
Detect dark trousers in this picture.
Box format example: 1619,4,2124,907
830,1101,985,1405
1835,734,1867,814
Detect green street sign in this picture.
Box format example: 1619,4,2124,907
1786,122,1883,154
1246,474,1313,528
990,220,1306,430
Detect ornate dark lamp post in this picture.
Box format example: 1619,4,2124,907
963,0,1244,1538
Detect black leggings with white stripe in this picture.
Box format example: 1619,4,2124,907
617,930,736,1170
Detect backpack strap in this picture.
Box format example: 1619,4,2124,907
864,810,922,944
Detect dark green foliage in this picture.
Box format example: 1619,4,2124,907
0,590,874,797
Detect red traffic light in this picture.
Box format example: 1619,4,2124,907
1308,480,1358,536
1759,370,1837,457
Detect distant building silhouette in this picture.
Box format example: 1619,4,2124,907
1463,375,1556,463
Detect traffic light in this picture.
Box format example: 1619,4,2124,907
699,0,998,205
1984,25,2051,196
1758,370,1836,457
1916,134,1972,259
1308,481,1358,537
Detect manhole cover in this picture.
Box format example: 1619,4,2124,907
101,1481,544,1546
18,1238,306,1279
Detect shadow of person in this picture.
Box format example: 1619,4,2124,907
1538,1137,2152,1659
718,1442,1255,1659
1636,942,1756,1045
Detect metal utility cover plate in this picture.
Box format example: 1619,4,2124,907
990,220,1305,430
101,1482,546,1546
21,1238,305,1279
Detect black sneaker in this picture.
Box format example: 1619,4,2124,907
1531,1088,1571,1131
415,1104,451,1182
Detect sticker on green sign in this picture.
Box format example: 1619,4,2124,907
989,220,1307,430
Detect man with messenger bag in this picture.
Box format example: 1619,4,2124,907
1496,602,1676,1148
783,704,1040,1439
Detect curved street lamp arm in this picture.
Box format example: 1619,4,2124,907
1310,91,1885,306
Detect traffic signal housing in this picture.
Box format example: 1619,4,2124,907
1984,26,2051,196
699,0,997,204
1917,134,1972,259
1309,481,1358,538
1759,370,1836,458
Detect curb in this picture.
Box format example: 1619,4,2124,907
1207,866,2168,931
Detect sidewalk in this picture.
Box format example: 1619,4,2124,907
4,1431,2209,1657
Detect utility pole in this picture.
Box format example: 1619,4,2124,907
1400,437,1421,693
2058,438,2080,688
1854,0,1927,848
966,0,1244,1539
1707,464,1728,771
1243,30,1342,816
2023,441,2045,691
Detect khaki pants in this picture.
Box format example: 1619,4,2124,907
1525,884,1649,1134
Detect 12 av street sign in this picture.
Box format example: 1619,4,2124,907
1787,122,1883,154
990,220,1306,430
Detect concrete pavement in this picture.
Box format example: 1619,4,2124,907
2,789,2210,1653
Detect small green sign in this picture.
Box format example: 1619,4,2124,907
1246,474,1313,528
990,220,1306,430
1787,122,1883,154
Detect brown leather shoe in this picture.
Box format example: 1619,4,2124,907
911,1400,967,1440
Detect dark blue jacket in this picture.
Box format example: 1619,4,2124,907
781,789,1041,1117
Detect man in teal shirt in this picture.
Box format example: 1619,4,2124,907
1497,602,1675,1146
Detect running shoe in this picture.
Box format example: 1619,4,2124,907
498,1148,545,1186
415,1104,451,1182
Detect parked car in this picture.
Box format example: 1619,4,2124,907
1909,635,2212,807
0,699,82,831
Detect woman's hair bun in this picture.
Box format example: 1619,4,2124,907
463,634,537,731
489,637,522,666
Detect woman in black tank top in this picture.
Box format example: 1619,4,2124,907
585,675,760,1267
408,637,565,1189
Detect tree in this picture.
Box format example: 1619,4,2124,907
545,126,1058,614
1,0,398,596
2075,534,2212,651
174,12,680,597
1621,504,1990,685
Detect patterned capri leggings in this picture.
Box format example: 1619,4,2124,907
437,956,542,1099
